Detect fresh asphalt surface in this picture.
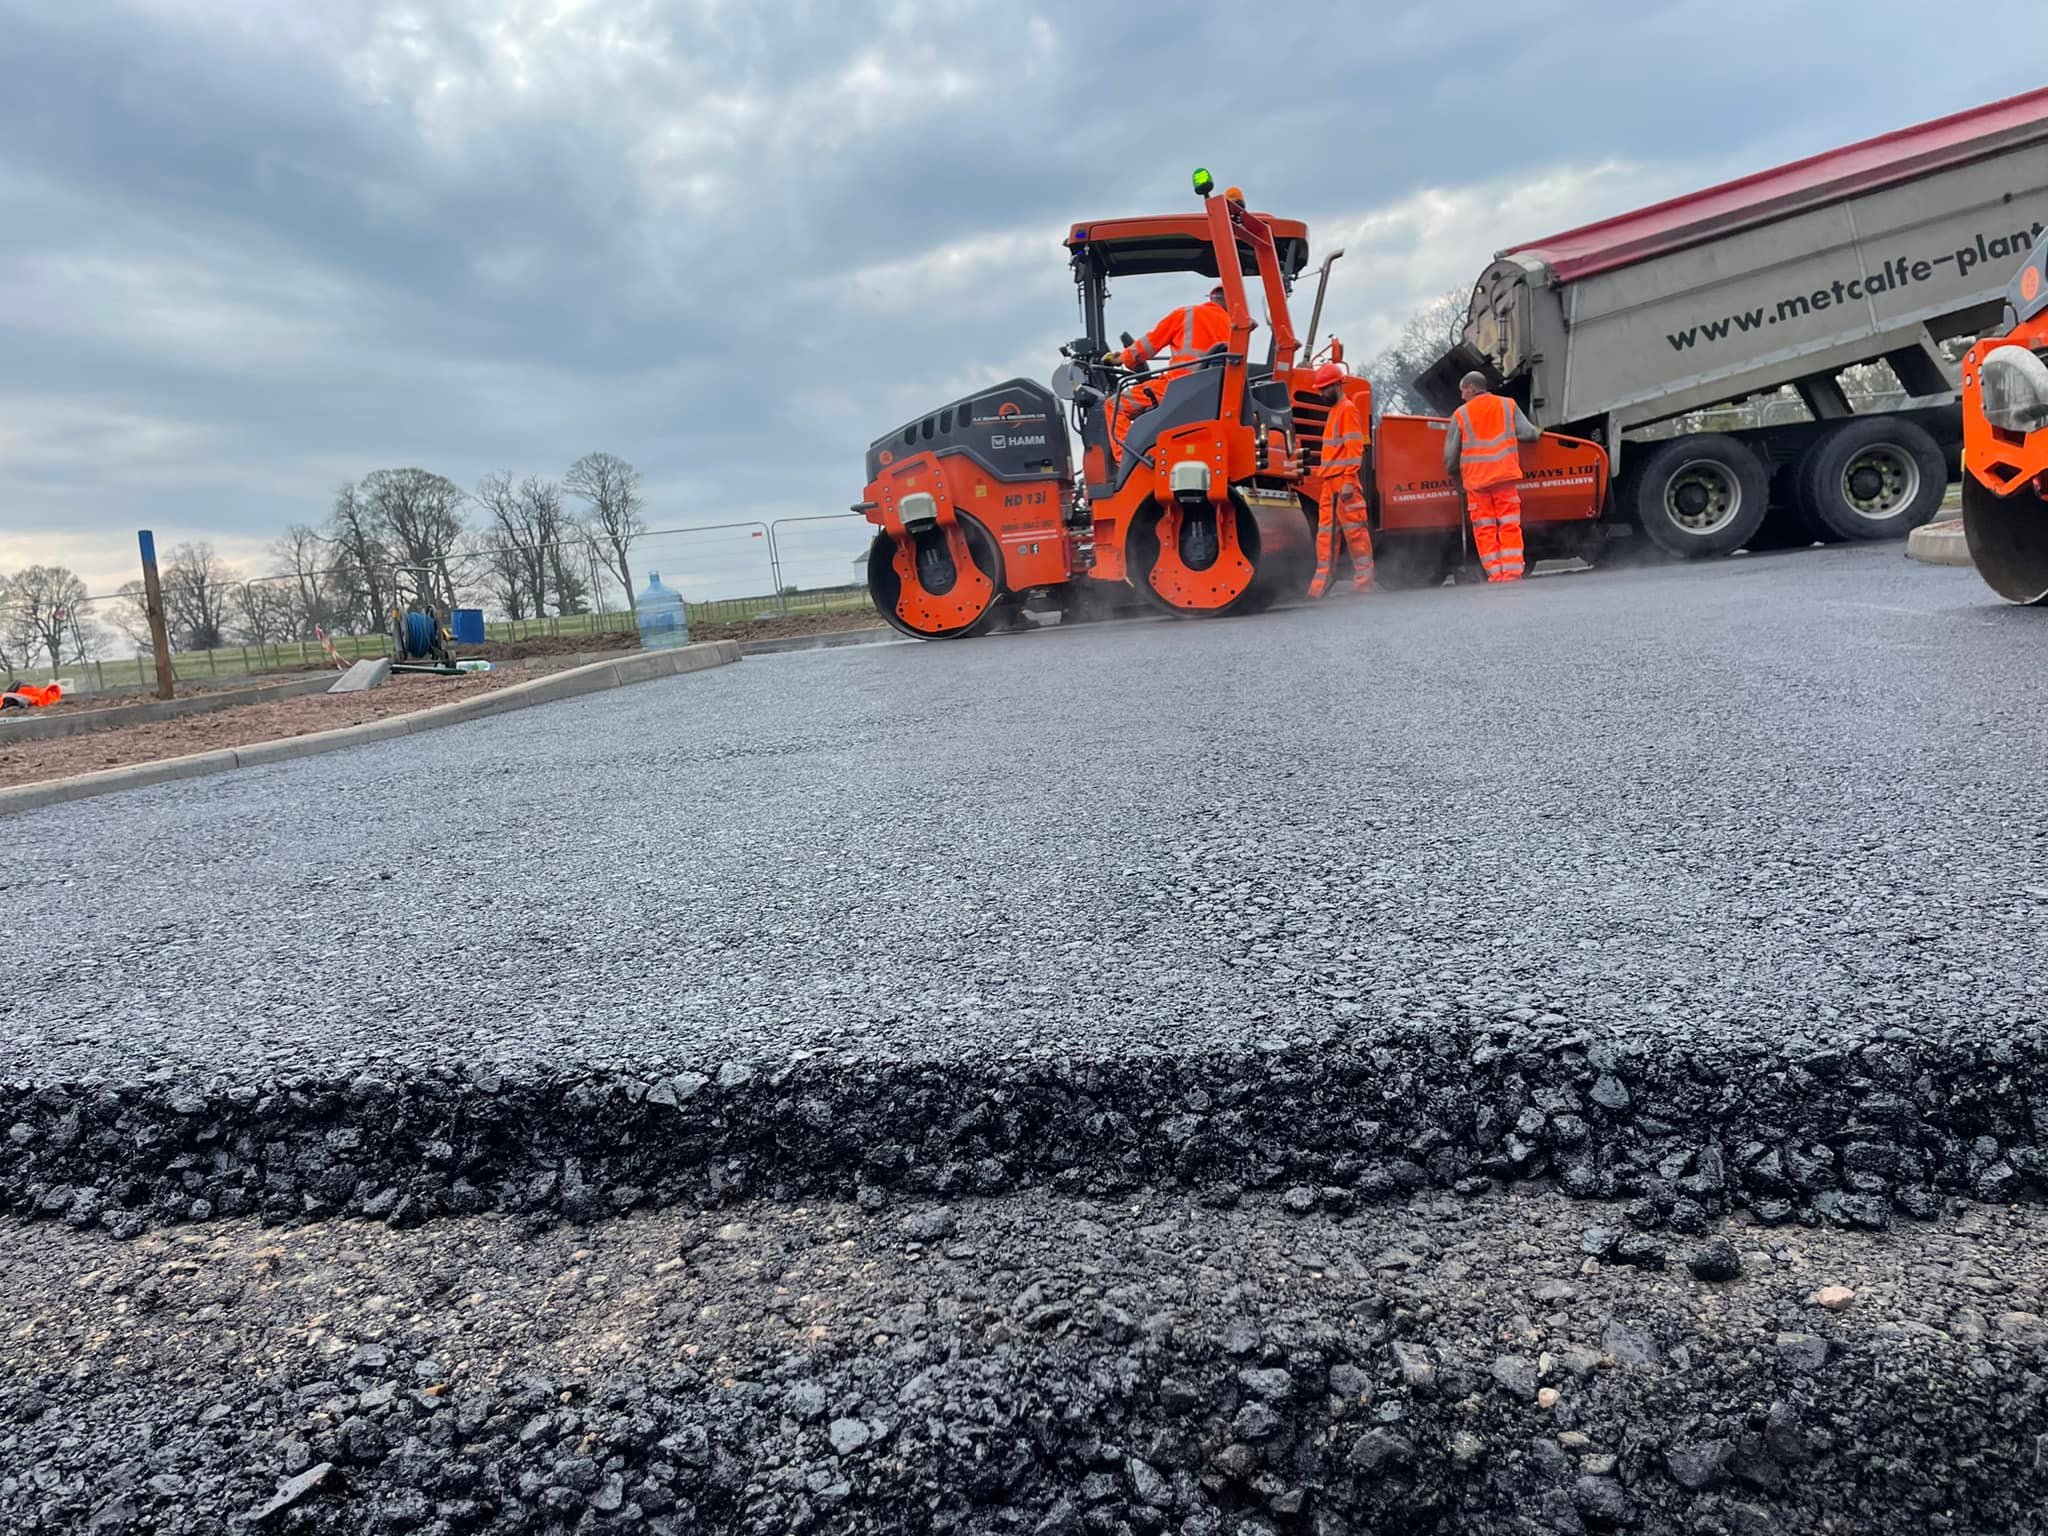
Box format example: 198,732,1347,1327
11,543,2048,1085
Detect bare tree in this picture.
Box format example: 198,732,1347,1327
7,564,93,674
564,452,645,603
107,580,156,654
327,481,388,630
1359,288,1467,420
270,523,337,638
0,573,28,679
363,467,468,607
521,476,587,615
471,523,531,621
235,582,294,655
472,471,550,617
161,542,238,651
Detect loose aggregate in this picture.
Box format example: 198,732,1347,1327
8,545,2048,1533
3,1188,2044,1535
8,548,2048,1235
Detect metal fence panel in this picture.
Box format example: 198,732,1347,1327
4,514,883,696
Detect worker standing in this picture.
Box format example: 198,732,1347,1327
1443,370,1540,582
1307,363,1375,597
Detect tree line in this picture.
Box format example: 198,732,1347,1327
0,452,648,674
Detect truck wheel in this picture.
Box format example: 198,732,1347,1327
1743,496,1828,553
1529,524,1607,568
1627,435,1770,558
1795,418,1946,541
1372,535,1458,590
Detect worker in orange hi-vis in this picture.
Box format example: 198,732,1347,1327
1306,363,1376,598
1103,283,1238,455
1443,370,1540,582
1109,283,1234,376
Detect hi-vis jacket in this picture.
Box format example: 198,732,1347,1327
1314,395,1368,495
1443,392,1539,488
1120,301,1233,373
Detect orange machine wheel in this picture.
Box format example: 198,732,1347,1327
865,516,1008,640
1123,489,1313,617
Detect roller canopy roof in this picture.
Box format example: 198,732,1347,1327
1066,213,1310,280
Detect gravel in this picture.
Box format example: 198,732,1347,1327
3,1185,2044,1535
5,548,2048,1237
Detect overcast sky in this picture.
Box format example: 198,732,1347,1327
1,0,2039,604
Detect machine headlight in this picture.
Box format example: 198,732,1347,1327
899,491,938,526
1980,344,2048,436
1168,461,1212,500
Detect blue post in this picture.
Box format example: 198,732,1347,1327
138,529,176,698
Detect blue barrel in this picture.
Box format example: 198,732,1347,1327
634,572,690,652
450,607,486,645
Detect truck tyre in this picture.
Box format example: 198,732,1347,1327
1795,417,1947,541
1626,435,1770,558
1528,523,1607,568
1743,496,1829,552
1372,534,1458,590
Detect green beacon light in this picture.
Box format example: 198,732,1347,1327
1192,167,1214,199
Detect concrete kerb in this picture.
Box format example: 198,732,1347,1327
0,640,742,818
1906,518,1972,568
738,627,900,657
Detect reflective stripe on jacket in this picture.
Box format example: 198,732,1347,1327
1454,392,1523,489
1123,302,1232,371
1316,395,1367,489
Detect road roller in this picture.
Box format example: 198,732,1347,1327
1961,241,2048,603
855,175,1319,639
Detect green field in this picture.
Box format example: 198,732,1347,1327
39,585,874,694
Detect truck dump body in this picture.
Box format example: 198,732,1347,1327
1422,89,2048,438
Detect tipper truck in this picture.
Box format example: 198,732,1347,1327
1419,88,2048,559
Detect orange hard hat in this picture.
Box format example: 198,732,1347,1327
1312,363,1346,390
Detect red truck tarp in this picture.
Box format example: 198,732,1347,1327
1508,87,2048,284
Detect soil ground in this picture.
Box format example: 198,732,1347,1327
0,666,575,789
685,609,884,644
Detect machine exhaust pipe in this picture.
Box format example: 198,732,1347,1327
1301,248,1344,362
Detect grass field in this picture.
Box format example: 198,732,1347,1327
34,585,874,694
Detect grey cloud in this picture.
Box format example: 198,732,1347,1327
0,0,2040,598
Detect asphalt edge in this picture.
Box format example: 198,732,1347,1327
0,640,743,817
7,1018,2039,1241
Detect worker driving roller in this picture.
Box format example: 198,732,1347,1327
1103,283,1243,458
1107,282,1233,375
1444,370,1539,583
1307,363,1375,598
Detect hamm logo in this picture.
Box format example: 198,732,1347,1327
992,433,1048,449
